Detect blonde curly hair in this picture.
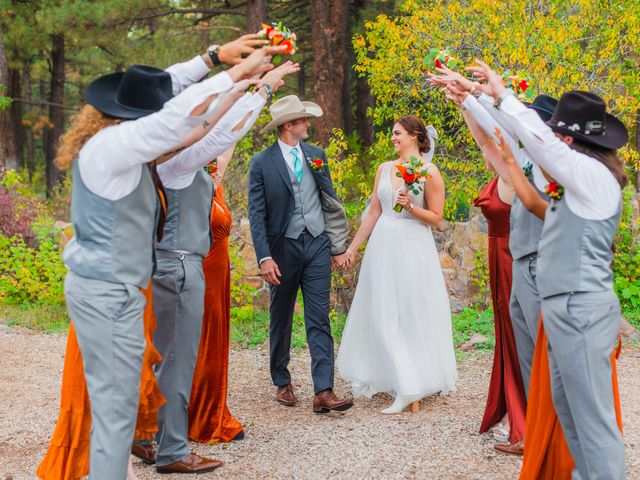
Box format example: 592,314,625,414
55,105,122,170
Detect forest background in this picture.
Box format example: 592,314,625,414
1,0,639,348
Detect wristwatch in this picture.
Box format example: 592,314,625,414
262,83,273,103
494,89,513,109
207,44,221,67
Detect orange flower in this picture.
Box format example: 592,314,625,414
281,39,295,53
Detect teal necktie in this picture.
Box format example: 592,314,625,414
291,147,303,183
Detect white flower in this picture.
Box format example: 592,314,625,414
567,123,581,131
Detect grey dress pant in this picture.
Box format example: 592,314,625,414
152,251,205,467
542,290,625,480
64,271,146,480
509,254,541,397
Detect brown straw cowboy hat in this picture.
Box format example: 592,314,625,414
261,95,323,133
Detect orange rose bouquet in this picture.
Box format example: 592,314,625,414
394,156,432,212
258,22,297,64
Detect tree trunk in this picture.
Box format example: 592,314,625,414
355,74,374,147
0,29,19,171
298,63,306,98
310,0,348,146
9,67,23,165
636,109,639,192
247,0,268,33
45,34,65,195
22,64,35,177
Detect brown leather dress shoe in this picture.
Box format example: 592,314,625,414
156,453,223,474
276,384,297,406
131,442,156,465
495,440,524,456
313,389,354,414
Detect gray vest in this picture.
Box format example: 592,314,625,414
284,153,325,239
63,161,157,288
537,196,620,299
156,169,214,258
509,182,548,260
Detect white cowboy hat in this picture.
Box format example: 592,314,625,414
261,95,323,133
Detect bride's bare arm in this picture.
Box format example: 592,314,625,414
346,164,385,257
406,165,444,227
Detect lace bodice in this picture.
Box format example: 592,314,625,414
377,161,429,219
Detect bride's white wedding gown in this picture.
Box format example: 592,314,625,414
336,161,457,412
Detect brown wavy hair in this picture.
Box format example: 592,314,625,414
55,105,122,170
396,115,430,153
569,140,628,189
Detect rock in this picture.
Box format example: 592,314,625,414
460,333,490,351
439,252,455,270
252,288,271,310
620,316,640,342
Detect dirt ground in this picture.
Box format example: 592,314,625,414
1,324,639,480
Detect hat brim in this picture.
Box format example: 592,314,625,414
547,113,628,149
260,101,323,133
85,72,164,120
526,104,555,122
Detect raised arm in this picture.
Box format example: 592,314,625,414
495,128,548,220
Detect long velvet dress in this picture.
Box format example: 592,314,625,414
36,286,165,479
188,185,243,443
520,318,623,479
473,177,527,443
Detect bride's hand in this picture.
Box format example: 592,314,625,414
395,187,411,209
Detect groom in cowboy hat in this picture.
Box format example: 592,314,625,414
248,95,353,413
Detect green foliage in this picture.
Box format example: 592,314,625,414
451,307,496,351
0,232,66,306
613,187,640,310
470,248,491,309
1,303,69,333
354,0,640,219
0,83,11,111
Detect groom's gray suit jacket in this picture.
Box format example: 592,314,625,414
247,141,349,262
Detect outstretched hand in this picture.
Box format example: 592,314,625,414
494,127,517,166
465,60,506,99
218,34,269,65
428,65,475,92
259,60,301,93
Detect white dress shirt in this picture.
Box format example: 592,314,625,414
462,94,547,192
277,138,303,174
499,93,621,220
158,91,267,189
78,58,232,200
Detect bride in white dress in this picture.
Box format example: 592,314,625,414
336,115,457,414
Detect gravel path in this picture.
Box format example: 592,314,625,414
1,324,639,480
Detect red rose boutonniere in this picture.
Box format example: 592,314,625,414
309,157,324,172
544,181,565,211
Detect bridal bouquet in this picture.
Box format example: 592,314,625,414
502,71,534,101
425,48,459,71
393,156,432,212
258,22,297,63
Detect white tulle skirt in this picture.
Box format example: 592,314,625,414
336,215,457,404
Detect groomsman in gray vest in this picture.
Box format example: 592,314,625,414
248,95,354,413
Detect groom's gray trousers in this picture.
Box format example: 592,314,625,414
509,254,541,398
269,231,334,394
64,271,146,480
152,251,205,467
542,290,624,480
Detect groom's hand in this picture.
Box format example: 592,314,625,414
260,259,282,285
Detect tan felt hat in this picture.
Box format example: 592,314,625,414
261,95,323,133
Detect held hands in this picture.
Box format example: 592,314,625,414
332,249,356,270
260,259,282,286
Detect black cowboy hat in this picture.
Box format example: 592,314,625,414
525,95,557,122
546,91,628,149
84,65,174,120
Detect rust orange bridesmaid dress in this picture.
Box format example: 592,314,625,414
37,286,165,479
473,177,527,443
188,185,243,443
520,318,623,479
